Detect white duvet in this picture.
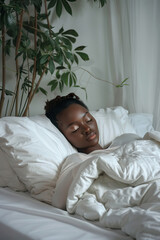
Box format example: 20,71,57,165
52,131,160,240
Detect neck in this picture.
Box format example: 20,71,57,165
78,143,103,154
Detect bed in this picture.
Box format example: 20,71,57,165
0,187,133,240
0,106,158,240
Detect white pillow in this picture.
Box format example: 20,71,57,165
0,116,77,203
91,106,136,148
0,147,26,191
128,113,154,138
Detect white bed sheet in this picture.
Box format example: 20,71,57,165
0,188,133,240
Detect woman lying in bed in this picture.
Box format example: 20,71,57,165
45,93,160,240
45,92,103,154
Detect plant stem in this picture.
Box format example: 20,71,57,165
80,67,116,86
32,7,37,86
44,0,51,36
0,26,6,117
19,54,30,115
5,99,9,117
15,10,24,116
19,92,29,116
22,61,48,116
30,63,48,102
22,7,37,116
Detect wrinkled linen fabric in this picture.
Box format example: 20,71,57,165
52,131,160,240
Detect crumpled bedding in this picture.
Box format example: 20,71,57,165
52,131,160,240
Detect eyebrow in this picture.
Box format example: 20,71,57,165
67,111,89,128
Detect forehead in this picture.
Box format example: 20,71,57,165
57,104,88,126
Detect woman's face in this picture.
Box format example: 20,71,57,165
56,104,99,152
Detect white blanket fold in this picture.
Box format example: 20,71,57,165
52,131,160,240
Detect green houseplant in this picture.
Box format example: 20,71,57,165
0,0,107,117
0,0,127,117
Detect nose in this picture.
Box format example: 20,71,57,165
81,123,91,134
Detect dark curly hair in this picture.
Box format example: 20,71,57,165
44,93,88,128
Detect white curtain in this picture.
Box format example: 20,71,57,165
105,0,160,130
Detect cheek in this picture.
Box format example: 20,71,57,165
91,120,99,132
66,132,87,149
67,133,82,146
60,128,82,146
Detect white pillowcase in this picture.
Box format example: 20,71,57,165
0,116,77,203
91,106,136,147
0,147,26,191
128,113,154,138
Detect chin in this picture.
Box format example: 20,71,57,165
88,139,99,148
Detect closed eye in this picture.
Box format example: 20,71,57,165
86,118,92,123
72,127,79,133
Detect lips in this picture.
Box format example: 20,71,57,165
87,131,97,141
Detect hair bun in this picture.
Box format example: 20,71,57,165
66,93,79,100
44,93,80,112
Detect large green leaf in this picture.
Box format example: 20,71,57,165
48,79,58,91
65,51,74,62
61,72,70,86
48,0,57,9
62,29,78,37
40,55,49,65
62,0,72,15
51,81,58,91
71,72,77,85
56,66,66,70
56,70,61,79
74,45,86,51
49,58,55,74
59,80,64,92
74,54,79,64
56,0,62,17
69,73,73,87
38,87,48,95
65,35,76,43
61,37,72,50
58,27,64,34
54,53,63,65
76,52,89,61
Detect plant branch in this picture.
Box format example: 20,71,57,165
23,61,49,116
32,7,37,86
0,26,6,117
80,67,116,86
15,9,24,115
30,8,37,98
22,7,37,116
19,54,30,115
30,62,48,103
44,0,52,36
